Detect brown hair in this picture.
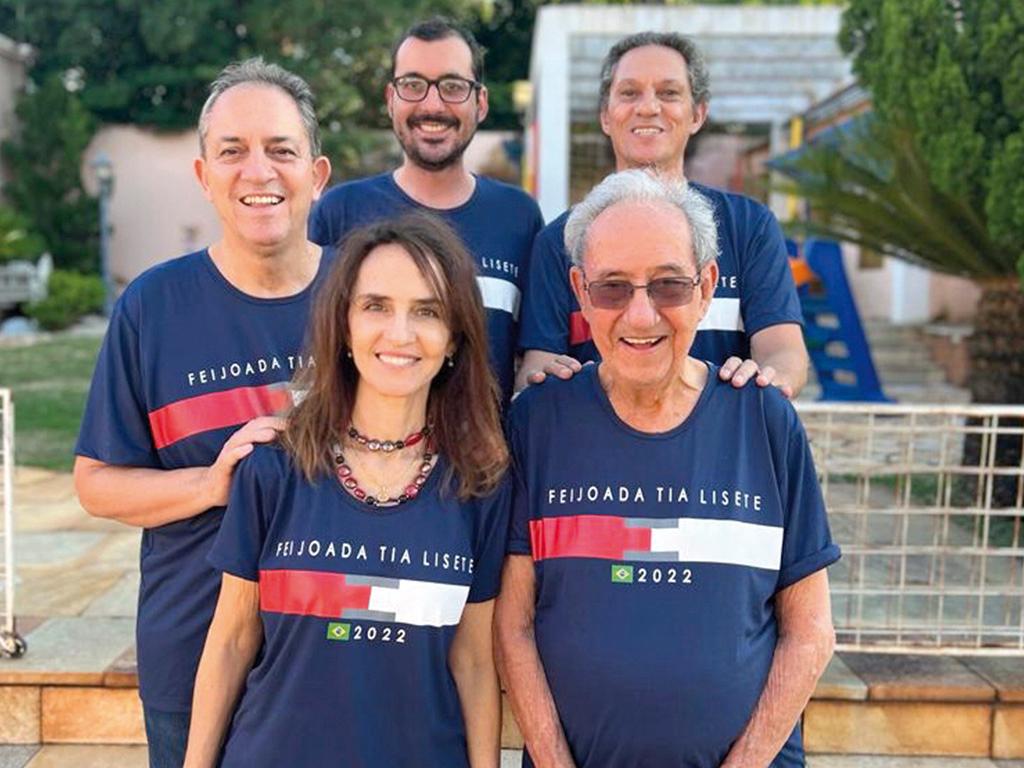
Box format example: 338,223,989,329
282,211,508,499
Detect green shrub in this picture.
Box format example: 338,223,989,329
0,206,46,264
25,270,105,330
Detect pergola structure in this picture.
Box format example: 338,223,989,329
525,4,851,220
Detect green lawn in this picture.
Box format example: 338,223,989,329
0,335,102,471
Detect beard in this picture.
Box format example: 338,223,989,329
394,112,478,172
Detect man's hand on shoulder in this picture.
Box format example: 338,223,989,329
201,416,287,507
719,357,794,400
516,350,584,391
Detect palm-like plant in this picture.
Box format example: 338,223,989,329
776,118,1023,505
774,116,1024,406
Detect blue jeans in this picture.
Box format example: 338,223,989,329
143,706,190,768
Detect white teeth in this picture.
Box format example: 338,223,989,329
377,354,418,367
417,122,449,133
632,127,662,135
622,337,660,346
242,195,283,205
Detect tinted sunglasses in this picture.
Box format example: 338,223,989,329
583,273,702,310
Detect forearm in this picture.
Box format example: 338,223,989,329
74,459,216,528
452,656,501,768
495,625,575,768
720,627,834,767
757,347,808,397
183,628,261,768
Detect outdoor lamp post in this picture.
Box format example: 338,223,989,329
92,153,114,317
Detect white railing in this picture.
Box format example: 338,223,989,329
796,402,1024,653
0,389,24,657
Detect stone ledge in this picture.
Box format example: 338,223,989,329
40,688,144,745
804,700,992,756
840,653,995,702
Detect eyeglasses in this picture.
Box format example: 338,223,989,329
583,273,702,310
391,75,481,104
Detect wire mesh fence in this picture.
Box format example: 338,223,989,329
797,402,1024,653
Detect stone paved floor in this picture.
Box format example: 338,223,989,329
0,467,139,682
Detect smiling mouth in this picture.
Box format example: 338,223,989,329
240,194,284,206
631,127,664,135
376,353,420,368
620,336,666,350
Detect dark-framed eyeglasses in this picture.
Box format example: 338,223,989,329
583,273,703,310
391,75,481,104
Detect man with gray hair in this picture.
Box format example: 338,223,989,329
497,171,837,767
517,31,808,399
74,58,331,766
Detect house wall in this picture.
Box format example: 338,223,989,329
0,35,29,193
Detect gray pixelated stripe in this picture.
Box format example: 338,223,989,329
625,518,678,529
345,574,400,588
624,550,680,562
342,609,396,622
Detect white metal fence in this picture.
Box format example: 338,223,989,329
797,402,1024,653
0,389,24,657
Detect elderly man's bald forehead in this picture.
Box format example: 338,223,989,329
582,199,696,271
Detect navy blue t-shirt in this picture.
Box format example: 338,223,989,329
518,184,802,364
209,446,509,768
309,172,544,404
507,365,840,768
75,249,330,711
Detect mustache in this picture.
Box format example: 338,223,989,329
408,114,460,129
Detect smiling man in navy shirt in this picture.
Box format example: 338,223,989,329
309,17,543,405
518,32,808,398
496,170,837,768
74,60,331,767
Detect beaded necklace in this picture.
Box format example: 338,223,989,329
332,442,435,507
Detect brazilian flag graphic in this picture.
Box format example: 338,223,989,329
326,622,351,641
611,564,634,583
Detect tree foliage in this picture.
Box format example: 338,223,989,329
1,76,99,272
839,0,1024,272
0,0,473,173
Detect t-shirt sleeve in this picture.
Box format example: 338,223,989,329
740,206,804,337
517,225,573,354
208,448,280,582
772,396,840,590
505,409,532,556
308,194,338,247
467,474,513,603
74,288,160,468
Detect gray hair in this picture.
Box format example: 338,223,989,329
599,32,711,113
564,170,719,271
198,57,321,157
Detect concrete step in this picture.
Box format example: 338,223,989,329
2,643,1022,757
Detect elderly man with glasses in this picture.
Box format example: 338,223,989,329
496,170,839,768
310,16,543,406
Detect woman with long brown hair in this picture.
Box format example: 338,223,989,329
184,212,509,768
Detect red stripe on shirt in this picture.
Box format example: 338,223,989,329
529,515,652,561
569,311,592,346
148,383,291,450
259,570,372,618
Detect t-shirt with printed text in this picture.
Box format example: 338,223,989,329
75,249,330,711
210,445,510,767
507,364,840,768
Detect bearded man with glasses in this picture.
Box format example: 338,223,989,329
496,170,839,768
517,32,809,400
310,16,543,406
